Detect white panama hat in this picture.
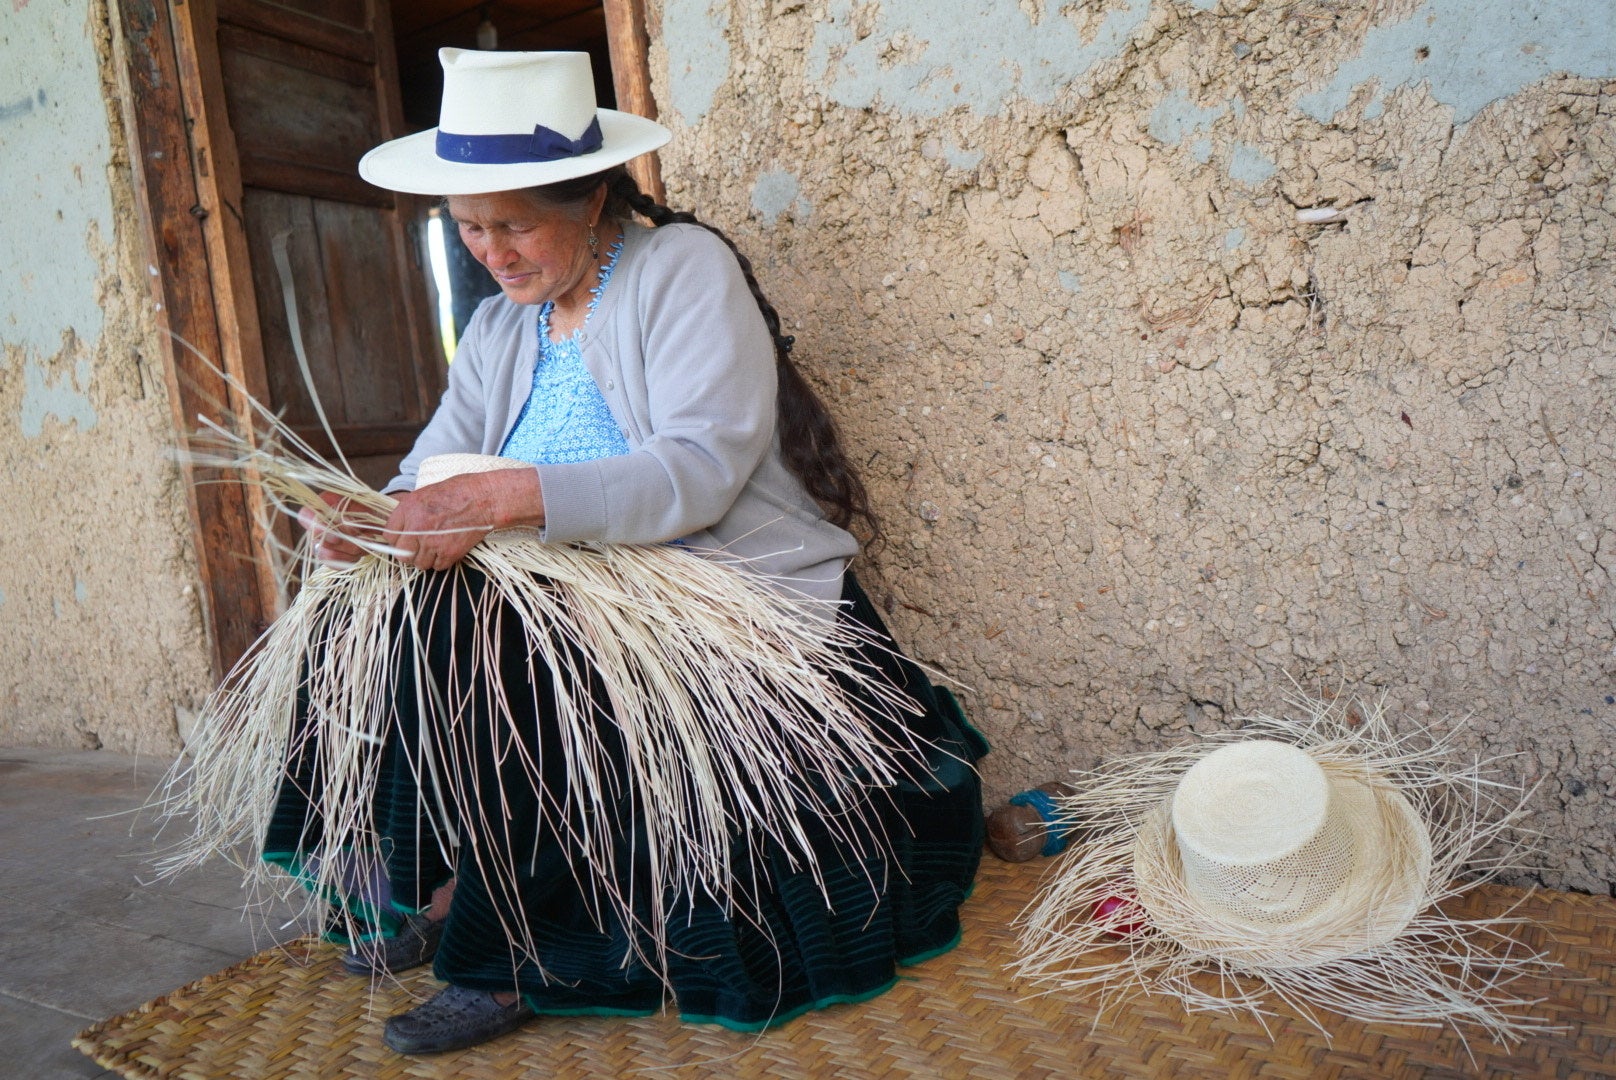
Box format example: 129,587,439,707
359,49,671,196
1132,739,1432,966
1015,698,1548,1045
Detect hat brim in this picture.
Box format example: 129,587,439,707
358,109,672,196
1132,767,1434,967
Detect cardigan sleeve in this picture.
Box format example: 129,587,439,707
536,227,777,544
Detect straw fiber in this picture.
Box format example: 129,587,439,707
75,857,1615,1079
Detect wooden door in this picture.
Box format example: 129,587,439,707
178,0,446,494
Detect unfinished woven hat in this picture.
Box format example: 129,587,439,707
359,49,671,195
416,452,534,489
1015,697,1550,1045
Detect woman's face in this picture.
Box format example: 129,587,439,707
447,188,605,308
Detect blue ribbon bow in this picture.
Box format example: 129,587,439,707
435,116,604,165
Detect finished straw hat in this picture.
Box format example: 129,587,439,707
360,49,671,195
1132,739,1433,967
1016,697,1548,1045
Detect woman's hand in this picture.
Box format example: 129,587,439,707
298,491,374,566
384,467,545,572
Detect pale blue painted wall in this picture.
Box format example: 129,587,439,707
1148,89,1223,146
0,0,110,435
803,0,1153,118
1299,0,1616,123
751,169,811,225
664,0,1616,131
663,0,731,123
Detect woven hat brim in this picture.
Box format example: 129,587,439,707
359,109,672,195
416,453,532,487
1132,766,1434,968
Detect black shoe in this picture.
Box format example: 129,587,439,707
382,984,535,1054
341,912,444,976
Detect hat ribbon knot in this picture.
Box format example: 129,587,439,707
435,116,605,165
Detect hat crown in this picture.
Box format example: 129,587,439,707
1171,740,1357,925
1172,740,1329,865
436,48,598,141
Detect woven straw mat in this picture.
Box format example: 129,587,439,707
74,856,1616,1079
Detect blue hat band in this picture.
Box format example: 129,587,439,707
435,116,604,165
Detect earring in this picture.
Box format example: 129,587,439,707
587,223,599,257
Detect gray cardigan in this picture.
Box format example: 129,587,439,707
388,221,859,603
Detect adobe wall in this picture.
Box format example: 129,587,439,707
653,0,1616,890
0,0,211,753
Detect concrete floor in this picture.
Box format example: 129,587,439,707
0,748,297,1080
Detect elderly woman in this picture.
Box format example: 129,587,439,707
268,49,984,1055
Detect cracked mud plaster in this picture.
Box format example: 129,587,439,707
654,0,1616,890
0,0,212,755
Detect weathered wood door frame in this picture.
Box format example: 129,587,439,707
602,0,664,203
114,0,275,678
113,0,663,679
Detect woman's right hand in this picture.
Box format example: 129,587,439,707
297,491,371,565
382,468,544,573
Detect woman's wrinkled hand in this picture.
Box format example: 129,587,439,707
383,467,544,572
297,491,374,566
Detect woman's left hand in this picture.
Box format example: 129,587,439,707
384,468,544,572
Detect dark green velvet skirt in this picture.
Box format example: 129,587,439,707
264,567,986,1031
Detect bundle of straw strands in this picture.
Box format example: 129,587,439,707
1014,697,1553,1046
152,406,935,979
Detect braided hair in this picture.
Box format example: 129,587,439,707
517,167,878,539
